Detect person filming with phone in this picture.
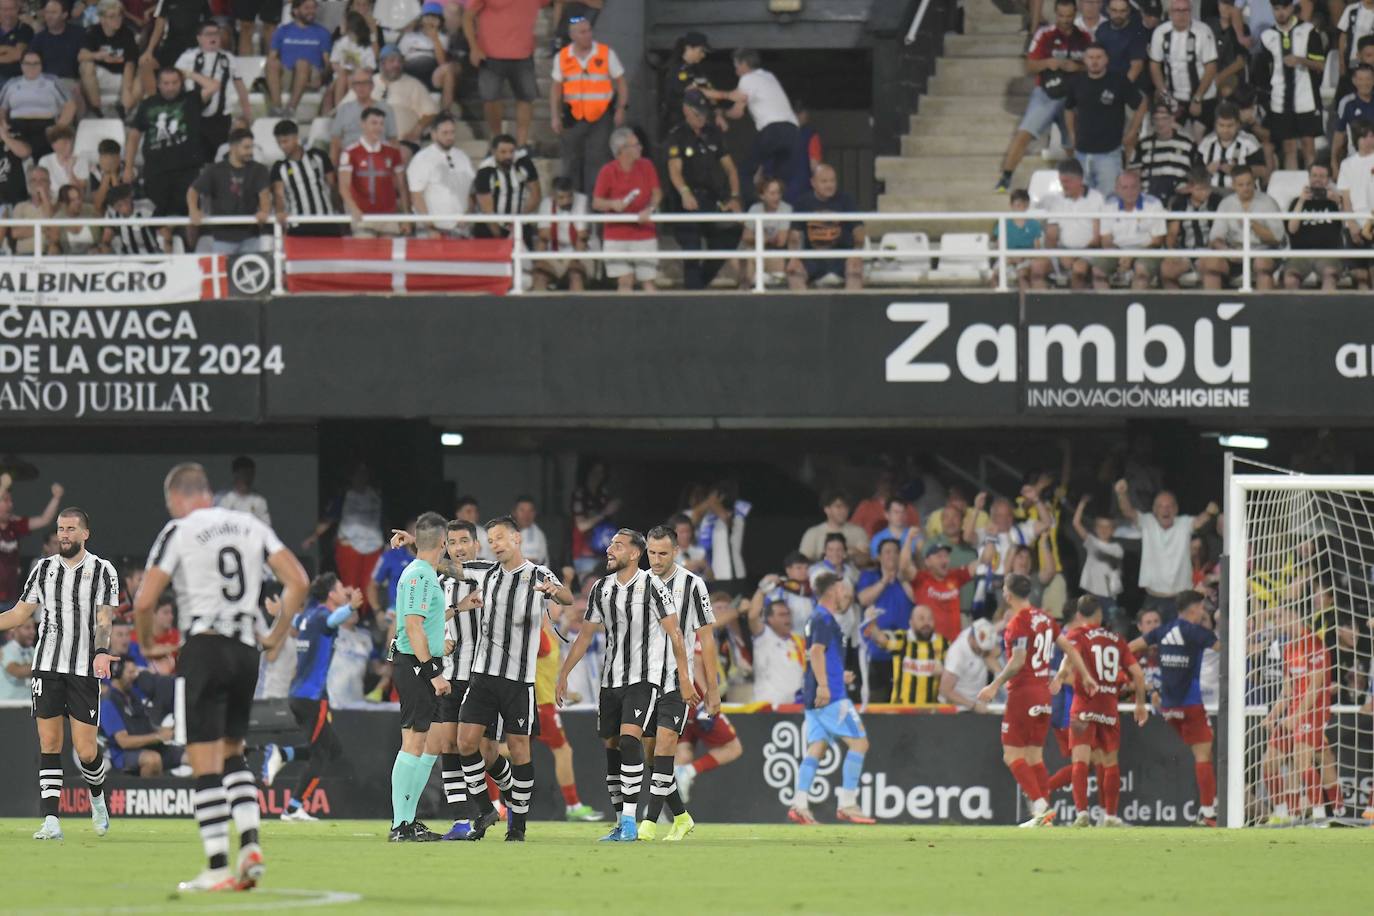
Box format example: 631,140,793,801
1282,160,1347,291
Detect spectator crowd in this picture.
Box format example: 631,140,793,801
0,0,872,292
998,0,1374,290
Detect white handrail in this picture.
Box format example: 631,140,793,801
905,0,936,45
3,208,1370,296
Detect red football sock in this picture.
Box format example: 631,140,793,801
1046,765,1073,793
561,783,580,807
693,755,720,775
1195,761,1216,808
1102,765,1121,816
486,775,501,803
1071,762,1090,812
1303,768,1321,808
1009,759,1044,803
1032,762,1050,800
1325,783,1346,815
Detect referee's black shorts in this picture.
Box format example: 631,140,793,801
651,689,689,737
459,673,535,736
30,671,99,726
394,653,438,733
598,682,659,740
179,634,260,745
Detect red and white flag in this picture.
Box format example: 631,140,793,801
284,237,513,295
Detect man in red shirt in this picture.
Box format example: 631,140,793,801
592,126,662,291
1054,595,1148,827
0,474,63,610
1263,608,1331,825
979,574,1095,827
463,0,550,148
994,0,1092,191
339,107,410,237
912,541,991,643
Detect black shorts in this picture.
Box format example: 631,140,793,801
30,672,100,725
438,677,469,724
288,696,330,742
155,38,196,70
478,57,538,102
145,167,198,217
394,653,438,733
1174,96,1218,132
232,0,284,24
802,255,848,283
1266,109,1323,143
597,682,659,740
459,673,535,736
179,634,261,744
124,743,184,775
652,689,689,737
403,57,439,87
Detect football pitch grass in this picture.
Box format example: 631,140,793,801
0,818,1367,914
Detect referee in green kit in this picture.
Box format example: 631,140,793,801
388,512,453,842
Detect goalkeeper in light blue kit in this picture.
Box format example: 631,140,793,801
786,572,876,826
387,512,453,842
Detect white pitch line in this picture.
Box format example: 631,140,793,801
16,888,362,915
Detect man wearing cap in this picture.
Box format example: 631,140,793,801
371,45,440,145
266,0,333,118
665,94,742,289
464,0,549,149
551,15,627,194
661,31,715,140
912,540,993,644
939,619,999,712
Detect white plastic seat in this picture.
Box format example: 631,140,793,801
237,54,267,87
866,232,931,285
74,118,125,160
252,117,287,165
1027,169,1062,206
1266,170,1308,211
930,233,992,282
305,115,333,151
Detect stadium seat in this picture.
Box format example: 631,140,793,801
74,118,125,160
866,232,931,285
1266,170,1308,211
234,56,268,118
252,117,287,165
1321,52,1339,107
1028,169,1062,206
930,233,992,282
306,116,333,152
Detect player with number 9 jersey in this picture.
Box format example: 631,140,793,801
1065,623,1138,753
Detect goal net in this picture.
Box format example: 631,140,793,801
1226,472,1374,827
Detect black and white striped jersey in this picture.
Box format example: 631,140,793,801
271,150,337,217
468,560,561,684
585,570,675,690
20,551,119,677
441,564,490,682
657,565,716,694
174,48,237,118
146,506,285,648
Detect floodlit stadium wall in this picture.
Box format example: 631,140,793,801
1,706,1327,827
3,293,1374,425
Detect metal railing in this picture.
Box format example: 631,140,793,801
2,208,1370,296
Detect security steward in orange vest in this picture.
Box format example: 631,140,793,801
550,16,629,194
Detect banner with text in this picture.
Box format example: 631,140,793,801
0,256,238,306
0,302,275,421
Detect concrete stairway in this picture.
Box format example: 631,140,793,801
875,1,1042,237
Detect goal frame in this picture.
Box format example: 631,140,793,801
1223,471,1374,827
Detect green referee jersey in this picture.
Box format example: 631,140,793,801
394,557,445,658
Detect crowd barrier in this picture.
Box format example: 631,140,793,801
1,706,1366,826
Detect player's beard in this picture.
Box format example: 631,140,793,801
59,540,83,559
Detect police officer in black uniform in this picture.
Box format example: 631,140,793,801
660,31,716,141
666,96,742,290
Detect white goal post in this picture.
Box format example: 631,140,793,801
1224,472,1374,828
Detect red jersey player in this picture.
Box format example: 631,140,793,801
1262,606,1331,826
1054,595,1148,827
675,632,743,803
978,574,1097,827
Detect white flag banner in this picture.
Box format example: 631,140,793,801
0,255,229,306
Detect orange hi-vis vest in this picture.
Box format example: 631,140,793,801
559,42,614,122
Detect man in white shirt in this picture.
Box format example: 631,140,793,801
938,619,998,711
747,598,807,705
1148,0,1219,139
407,113,474,236
1029,157,1107,289
513,495,548,566
214,455,272,526
1095,169,1167,289
1338,120,1374,240
1114,478,1219,619
706,48,800,202
533,175,589,290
